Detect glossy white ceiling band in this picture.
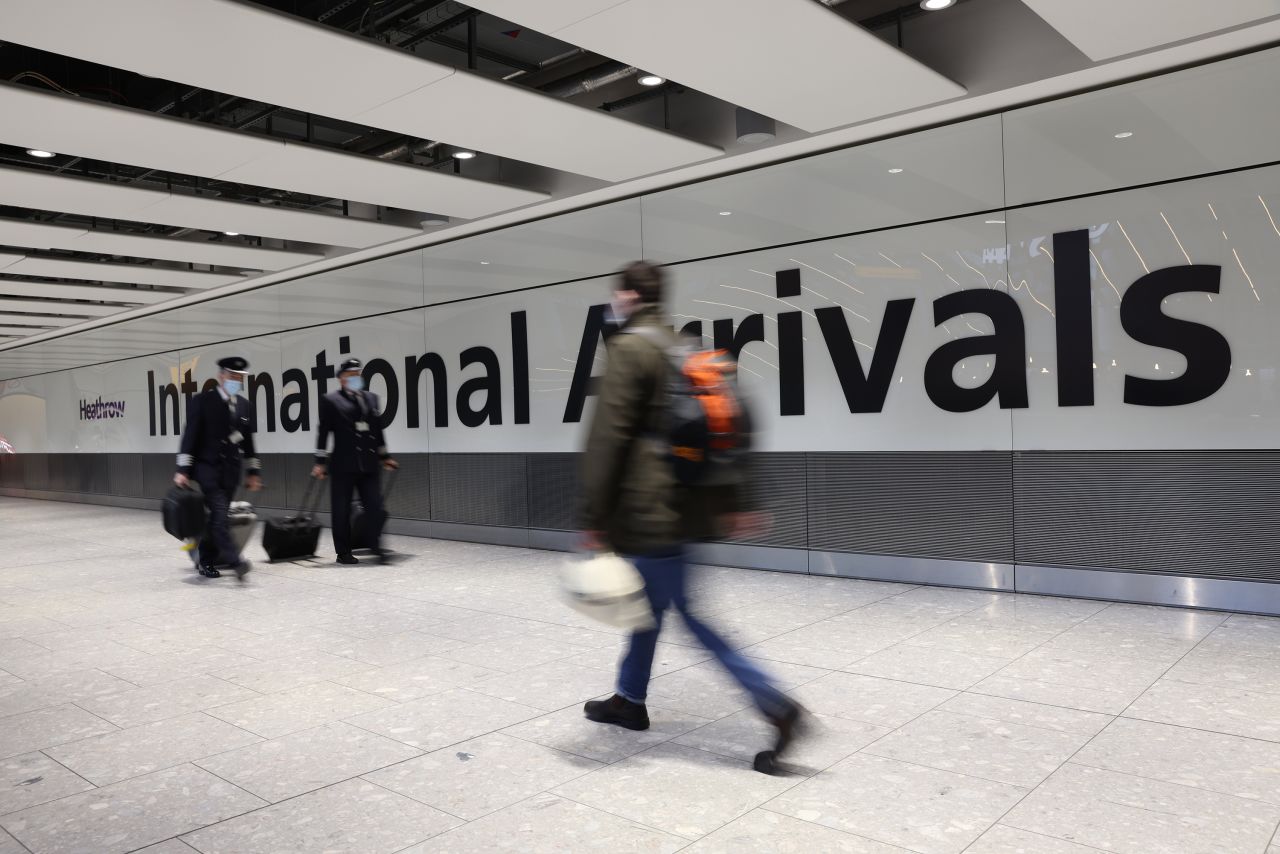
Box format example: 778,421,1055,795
1021,0,1280,60
468,0,965,132
0,217,320,272
0,84,548,219
0,280,173,304
0,299,129,317
0,255,240,288
3,0,721,182
0,166,418,248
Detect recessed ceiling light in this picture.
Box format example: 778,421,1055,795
452,149,477,160
985,219,1006,224
719,211,732,216
1114,131,1134,139
638,74,665,87
480,260,490,265
223,231,239,236
920,0,956,9
888,168,904,174
25,149,56,159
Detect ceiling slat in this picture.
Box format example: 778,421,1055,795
0,280,170,304
468,0,965,133
4,0,722,182
0,217,321,271
0,166,418,247
0,83,548,220
0,313,82,327
0,299,125,317
2,255,240,288
1020,0,1280,60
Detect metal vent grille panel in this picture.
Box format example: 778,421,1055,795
430,453,528,528
73,454,109,494
807,452,1015,561
141,454,174,500
250,453,290,510
1015,451,1280,581
22,454,49,491
528,453,580,531
0,455,22,488
387,453,430,521
721,453,808,547
108,453,144,497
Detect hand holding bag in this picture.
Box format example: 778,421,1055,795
559,551,655,631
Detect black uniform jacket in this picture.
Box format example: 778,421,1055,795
176,388,260,488
314,389,389,475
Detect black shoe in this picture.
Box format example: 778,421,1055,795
584,694,650,731
754,699,807,775
232,560,251,582
336,553,359,565
199,566,221,578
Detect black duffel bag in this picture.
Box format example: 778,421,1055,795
163,482,207,541
262,476,323,562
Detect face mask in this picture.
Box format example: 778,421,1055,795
223,379,243,396
346,376,365,392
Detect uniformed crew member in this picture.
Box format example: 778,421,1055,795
174,356,263,579
312,358,399,564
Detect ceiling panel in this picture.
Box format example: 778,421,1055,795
0,217,320,271
0,325,57,335
0,166,418,247
0,313,81,327
5,0,723,182
1020,0,1279,60
0,280,171,304
2,256,239,289
471,0,965,132
470,0,626,32
356,72,720,182
0,84,547,219
0,253,22,271
0,299,124,317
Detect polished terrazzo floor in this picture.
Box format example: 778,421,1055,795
0,497,1278,853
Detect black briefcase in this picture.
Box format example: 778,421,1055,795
263,478,322,562
162,483,206,541
350,469,397,552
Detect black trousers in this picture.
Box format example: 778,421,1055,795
195,472,239,568
330,470,384,556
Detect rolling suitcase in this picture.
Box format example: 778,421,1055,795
192,501,258,568
262,478,323,562
350,469,397,552
163,483,206,541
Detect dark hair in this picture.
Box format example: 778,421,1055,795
618,260,665,305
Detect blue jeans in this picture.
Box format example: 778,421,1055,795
617,550,790,720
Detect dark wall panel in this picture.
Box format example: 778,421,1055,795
807,451,1015,562
387,454,430,521
430,453,528,527
108,453,144,497
1015,450,1280,581
527,453,579,531
725,453,808,548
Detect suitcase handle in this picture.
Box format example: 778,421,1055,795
381,466,399,501
286,472,326,523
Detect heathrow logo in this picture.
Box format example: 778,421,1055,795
79,397,126,421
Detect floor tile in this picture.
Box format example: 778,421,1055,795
334,655,498,702
844,644,1011,690
1081,603,1226,639
1125,678,1280,742
0,668,136,718
1162,647,1280,695
900,618,1057,659
401,792,685,853
46,712,262,786
0,703,117,760
864,709,1090,787
0,642,153,680
100,649,264,688
553,742,795,839
565,641,712,676
346,687,544,751
181,778,460,853
1003,762,1280,854
0,764,265,854
194,721,420,802
0,752,93,816
683,809,911,852
502,703,712,763
468,660,621,712
969,675,1140,715
213,651,374,694
440,635,595,673
674,708,889,773
1074,716,1280,804
787,672,956,727
78,674,261,728
203,680,393,738
965,824,1106,853
132,841,200,854
741,622,915,670
938,692,1113,735
366,732,600,820
768,753,1028,854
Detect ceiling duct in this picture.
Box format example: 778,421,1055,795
541,61,640,98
